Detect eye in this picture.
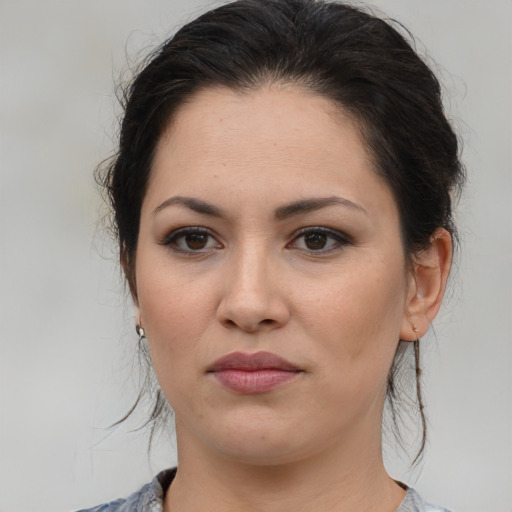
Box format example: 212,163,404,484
289,227,350,253
161,227,222,253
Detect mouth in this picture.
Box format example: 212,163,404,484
207,351,303,394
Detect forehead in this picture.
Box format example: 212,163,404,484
146,85,395,219
158,85,366,155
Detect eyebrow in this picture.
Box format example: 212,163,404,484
153,195,366,219
153,196,224,217
274,196,367,220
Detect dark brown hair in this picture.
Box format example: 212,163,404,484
99,0,465,461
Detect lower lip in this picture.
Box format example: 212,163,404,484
212,369,301,394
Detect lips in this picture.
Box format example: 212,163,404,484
208,351,302,394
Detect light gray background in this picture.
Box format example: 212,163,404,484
1,1,511,511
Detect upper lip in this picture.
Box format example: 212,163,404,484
208,351,301,372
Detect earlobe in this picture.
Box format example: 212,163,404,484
400,228,453,341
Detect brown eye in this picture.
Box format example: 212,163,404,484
289,227,350,253
163,227,221,253
185,233,209,250
304,232,328,250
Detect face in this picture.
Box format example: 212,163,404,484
134,85,416,465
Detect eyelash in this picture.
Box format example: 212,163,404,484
160,227,222,255
288,227,351,253
160,226,351,255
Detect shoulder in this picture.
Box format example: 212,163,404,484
397,487,453,512
75,468,177,512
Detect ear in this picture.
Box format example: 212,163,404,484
400,228,453,341
120,249,139,307
120,246,142,330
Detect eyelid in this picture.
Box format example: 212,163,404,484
293,226,351,240
288,226,352,252
159,226,223,253
159,225,351,254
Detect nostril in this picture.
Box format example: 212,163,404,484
220,317,276,332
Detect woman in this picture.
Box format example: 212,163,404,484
80,0,464,510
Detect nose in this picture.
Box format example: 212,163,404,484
216,245,290,333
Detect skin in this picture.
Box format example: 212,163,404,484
132,85,452,512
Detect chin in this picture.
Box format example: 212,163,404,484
214,437,310,467
200,410,323,466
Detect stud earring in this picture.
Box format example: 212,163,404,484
136,324,146,342
412,325,419,339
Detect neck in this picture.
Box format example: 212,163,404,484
164,423,405,512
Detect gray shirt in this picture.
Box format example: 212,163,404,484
76,468,452,512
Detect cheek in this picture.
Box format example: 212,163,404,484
135,258,217,377
299,278,405,422
301,257,407,377
137,246,214,323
